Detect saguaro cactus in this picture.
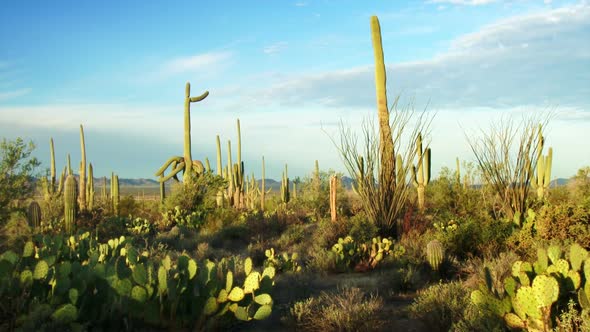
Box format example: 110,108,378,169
412,133,431,211
111,172,120,216
155,82,209,184
64,175,77,234
159,176,166,204
261,156,267,211
216,135,224,207
42,138,66,201
281,164,290,204
79,124,87,211
329,175,338,222
27,201,42,229
532,147,552,200
86,162,94,211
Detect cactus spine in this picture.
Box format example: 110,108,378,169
86,162,94,210
426,239,444,271
329,175,337,222
412,133,431,211
111,172,119,216
281,164,290,204
78,124,87,211
27,201,42,229
64,175,77,234
155,82,208,184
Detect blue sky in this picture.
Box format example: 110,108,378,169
1,0,589,180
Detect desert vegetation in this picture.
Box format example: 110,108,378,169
1,15,589,332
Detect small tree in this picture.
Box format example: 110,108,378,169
0,138,40,223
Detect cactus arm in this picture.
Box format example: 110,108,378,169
155,156,184,177
159,162,186,183
189,91,209,103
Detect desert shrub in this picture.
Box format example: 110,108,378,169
0,138,40,224
398,229,431,266
289,287,383,331
0,212,31,252
346,213,378,244
310,218,348,249
409,281,470,332
554,300,590,332
388,264,430,292
451,302,506,332
535,202,590,248
161,172,225,229
297,170,351,222
568,166,590,208
305,245,336,274
434,216,513,260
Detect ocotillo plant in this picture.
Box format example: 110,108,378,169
79,124,87,211
329,175,337,222
111,172,120,216
412,133,431,211
532,146,553,200
155,82,209,184
27,201,42,229
281,164,290,205
64,174,77,234
86,162,94,210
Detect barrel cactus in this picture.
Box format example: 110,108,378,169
64,175,77,234
426,239,444,271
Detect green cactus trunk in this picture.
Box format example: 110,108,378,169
412,133,431,211
160,176,166,204
426,239,444,271
183,82,209,184
86,162,94,211
64,175,77,234
111,172,120,216
215,135,224,207
27,201,42,229
281,164,290,205
79,124,87,211
67,154,72,176
102,176,107,200
329,175,337,223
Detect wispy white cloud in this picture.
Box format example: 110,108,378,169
157,51,232,78
0,88,31,101
295,2,307,7
263,41,288,55
427,0,497,5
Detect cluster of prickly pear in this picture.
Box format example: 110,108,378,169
332,236,397,272
264,248,302,273
27,201,42,229
471,243,590,331
63,175,77,234
426,239,444,271
0,232,276,330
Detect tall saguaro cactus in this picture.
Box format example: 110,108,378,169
261,156,266,211
532,147,553,200
329,175,338,222
86,163,94,210
412,133,431,211
79,124,87,211
371,17,395,184
111,172,120,216
281,164,290,204
42,138,66,201
64,175,77,234
216,135,224,207
155,82,209,184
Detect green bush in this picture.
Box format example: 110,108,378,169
346,213,378,244
289,287,383,331
409,281,470,332
535,202,590,248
